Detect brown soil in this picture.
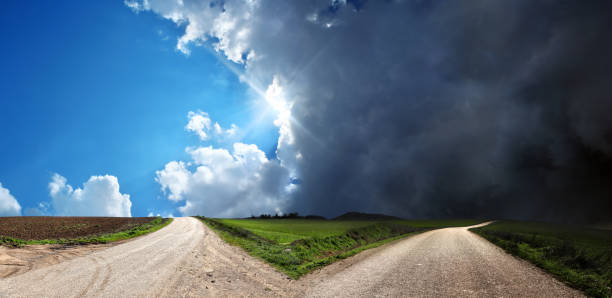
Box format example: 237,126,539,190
0,217,155,240
0,242,121,278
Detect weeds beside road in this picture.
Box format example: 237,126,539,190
471,221,612,297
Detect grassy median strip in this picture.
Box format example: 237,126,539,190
470,221,612,297
0,217,173,247
198,216,422,278
197,216,484,279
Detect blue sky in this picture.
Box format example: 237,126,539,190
0,2,279,217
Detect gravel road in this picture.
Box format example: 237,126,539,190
0,219,584,297
0,217,296,297
304,222,584,297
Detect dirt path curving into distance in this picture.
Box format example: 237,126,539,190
303,222,584,297
0,219,583,297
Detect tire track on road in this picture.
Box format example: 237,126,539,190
78,256,101,298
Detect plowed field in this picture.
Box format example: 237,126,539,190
0,217,156,240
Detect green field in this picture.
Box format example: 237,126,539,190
217,218,482,244
200,217,483,279
470,221,612,297
391,219,485,229
217,219,386,244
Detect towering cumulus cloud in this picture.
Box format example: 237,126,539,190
49,174,132,217
0,182,21,216
156,112,293,217
131,0,612,222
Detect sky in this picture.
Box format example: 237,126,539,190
1,1,611,222
0,1,279,217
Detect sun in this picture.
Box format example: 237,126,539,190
264,76,292,126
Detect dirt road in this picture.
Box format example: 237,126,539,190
0,217,297,297
303,222,583,297
0,219,583,297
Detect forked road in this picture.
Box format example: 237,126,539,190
0,218,583,297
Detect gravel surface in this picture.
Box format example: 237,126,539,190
0,217,298,297
304,222,584,297
0,219,584,297
0,242,118,278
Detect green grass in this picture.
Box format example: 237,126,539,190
217,219,386,244
200,217,484,279
391,219,485,229
471,221,612,297
0,217,173,247
218,218,483,244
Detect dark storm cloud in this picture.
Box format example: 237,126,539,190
138,0,612,222
272,0,612,222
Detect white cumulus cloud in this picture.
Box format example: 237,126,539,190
156,142,293,217
186,110,212,140
147,211,174,218
48,174,132,217
264,76,299,178
0,182,21,216
125,0,257,62
128,1,308,217
186,110,239,141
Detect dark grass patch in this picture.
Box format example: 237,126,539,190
0,217,172,246
392,219,486,229
471,221,612,297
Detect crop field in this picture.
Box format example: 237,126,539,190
217,219,384,244
470,221,612,297
200,217,484,278
395,219,485,228
218,218,483,244
0,216,172,246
